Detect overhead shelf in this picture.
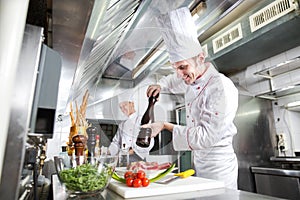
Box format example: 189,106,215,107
255,84,300,100
254,56,300,79
255,55,300,100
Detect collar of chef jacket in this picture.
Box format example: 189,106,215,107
190,63,218,94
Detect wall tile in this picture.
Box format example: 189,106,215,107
286,46,300,60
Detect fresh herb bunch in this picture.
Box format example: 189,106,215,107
59,163,110,192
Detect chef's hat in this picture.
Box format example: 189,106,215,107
156,7,203,63
118,88,137,103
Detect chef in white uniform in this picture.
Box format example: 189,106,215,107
142,7,239,189
109,90,155,162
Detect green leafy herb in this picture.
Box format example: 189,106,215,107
59,163,111,192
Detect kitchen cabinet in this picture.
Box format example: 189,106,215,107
251,165,300,200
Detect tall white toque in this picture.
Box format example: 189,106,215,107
156,7,203,63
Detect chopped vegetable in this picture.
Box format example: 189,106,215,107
149,163,176,183
112,164,176,186
59,163,111,192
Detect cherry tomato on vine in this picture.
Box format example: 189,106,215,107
132,178,142,187
141,178,150,187
126,177,134,187
136,170,146,179
124,171,133,179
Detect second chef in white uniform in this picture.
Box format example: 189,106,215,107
109,90,155,164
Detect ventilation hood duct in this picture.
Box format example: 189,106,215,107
66,0,248,107
201,0,300,75
52,0,300,116
67,0,206,108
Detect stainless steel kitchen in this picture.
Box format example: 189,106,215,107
1,0,300,199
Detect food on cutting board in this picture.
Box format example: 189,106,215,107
112,163,176,186
127,161,172,171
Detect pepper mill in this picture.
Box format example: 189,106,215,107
141,95,158,124
72,134,87,165
87,126,97,158
136,95,158,148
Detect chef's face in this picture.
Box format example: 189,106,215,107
119,101,135,117
172,54,205,85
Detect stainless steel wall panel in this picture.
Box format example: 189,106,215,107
0,24,44,200
233,95,277,192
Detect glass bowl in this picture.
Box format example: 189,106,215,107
54,155,118,196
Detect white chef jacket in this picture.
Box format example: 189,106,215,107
159,63,238,189
109,112,155,160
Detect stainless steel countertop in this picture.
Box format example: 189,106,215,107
251,166,300,177
52,175,284,200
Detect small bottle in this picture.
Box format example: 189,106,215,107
118,143,129,167
94,135,100,157
59,146,70,168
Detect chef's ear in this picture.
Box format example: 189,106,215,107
198,52,206,63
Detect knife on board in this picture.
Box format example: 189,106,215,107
155,169,195,184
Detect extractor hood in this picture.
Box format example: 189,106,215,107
67,0,206,107
67,0,246,108
49,0,300,116
201,0,300,75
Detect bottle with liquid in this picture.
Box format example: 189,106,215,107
59,146,70,168
94,135,100,157
118,143,129,167
136,95,158,148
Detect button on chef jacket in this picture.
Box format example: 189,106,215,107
109,112,154,160
158,63,239,189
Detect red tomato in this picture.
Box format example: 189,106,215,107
126,177,134,187
131,173,137,179
124,171,133,179
141,178,150,187
136,170,146,179
132,178,142,187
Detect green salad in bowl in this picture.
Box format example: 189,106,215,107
54,155,118,195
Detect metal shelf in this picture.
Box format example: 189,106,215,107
254,56,300,79
255,56,300,100
255,84,300,100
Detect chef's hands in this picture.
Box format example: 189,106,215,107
128,147,134,155
141,122,164,138
147,84,161,100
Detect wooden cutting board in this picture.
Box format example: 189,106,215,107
108,175,224,198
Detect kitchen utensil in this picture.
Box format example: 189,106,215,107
136,127,152,147
155,169,195,184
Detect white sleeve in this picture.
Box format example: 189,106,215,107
158,73,186,94
108,129,121,156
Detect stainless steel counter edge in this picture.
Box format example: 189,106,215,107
251,166,300,177
270,156,300,162
52,174,284,200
